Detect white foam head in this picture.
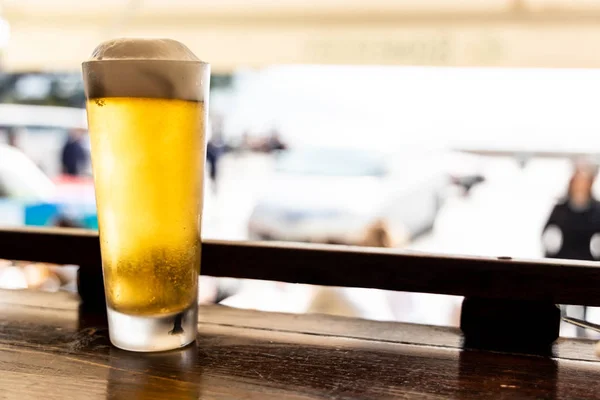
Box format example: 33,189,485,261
82,38,209,101
89,38,200,62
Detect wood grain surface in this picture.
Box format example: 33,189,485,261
1,290,600,399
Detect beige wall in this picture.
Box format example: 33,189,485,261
4,1,600,72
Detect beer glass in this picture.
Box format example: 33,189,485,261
82,38,209,351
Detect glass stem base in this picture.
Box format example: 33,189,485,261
107,303,198,352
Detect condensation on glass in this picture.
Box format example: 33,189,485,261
83,38,209,352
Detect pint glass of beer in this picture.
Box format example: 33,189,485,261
82,39,209,351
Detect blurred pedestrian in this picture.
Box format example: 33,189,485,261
61,128,88,176
542,161,600,261
542,160,600,335
206,133,224,193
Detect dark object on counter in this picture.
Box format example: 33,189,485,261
461,297,560,355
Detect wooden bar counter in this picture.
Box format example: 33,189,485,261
2,289,600,399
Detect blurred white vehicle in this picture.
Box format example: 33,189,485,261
0,104,89,177
248,148,449,247
0,143,56,201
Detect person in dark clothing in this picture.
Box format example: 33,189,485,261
206,132,225,193
61,128,88,176
206,141,219,184
542,161,600,334
542,162,600,261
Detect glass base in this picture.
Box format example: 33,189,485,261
107,303,198,352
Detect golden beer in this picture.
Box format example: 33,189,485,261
87,97,203,315
83,37,209,351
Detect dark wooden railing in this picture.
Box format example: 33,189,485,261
1,226,599,354
1,227,600,305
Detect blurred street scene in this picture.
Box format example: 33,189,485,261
2,1,600,338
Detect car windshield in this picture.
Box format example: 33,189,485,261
275,148,387,177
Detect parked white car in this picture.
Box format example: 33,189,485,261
0,144,56,201
248,147,449,247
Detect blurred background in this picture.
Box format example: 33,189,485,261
2,0,600,336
